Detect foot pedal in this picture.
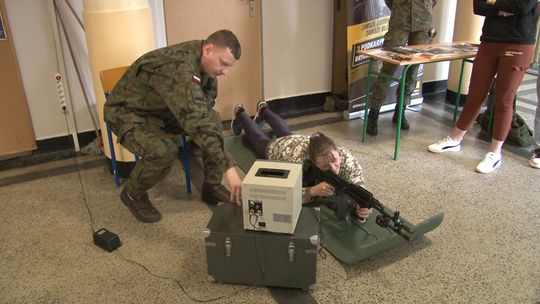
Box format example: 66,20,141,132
93,228,121,252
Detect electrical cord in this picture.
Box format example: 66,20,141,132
249,213,263,230
63,113,96,235
117,251,258,303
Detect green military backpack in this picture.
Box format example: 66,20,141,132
478,111,534,147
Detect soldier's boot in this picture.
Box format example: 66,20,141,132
392,105,410,130
201,182,234,204
120,187,161,223
366,109,379,136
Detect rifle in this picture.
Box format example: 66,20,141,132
303,159,413,241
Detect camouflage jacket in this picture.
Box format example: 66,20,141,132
104,40,234,171
385,0,436,32
266,135,366,203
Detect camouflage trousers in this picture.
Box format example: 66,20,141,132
369,28,431,111
111,109,224,198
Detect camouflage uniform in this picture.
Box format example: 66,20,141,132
104,40,234,199
369,0,436,110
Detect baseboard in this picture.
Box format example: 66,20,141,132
0,130,98,171
36,130,98,153
446,89,468,107
1,81,450,170
265,92,331,118
423,80,447,95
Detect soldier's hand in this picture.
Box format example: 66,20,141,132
224,167,242,205
356,206,372,224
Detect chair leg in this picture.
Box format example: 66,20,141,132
181,135,192,193
106,124,121,187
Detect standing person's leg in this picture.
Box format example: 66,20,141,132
530,73,540,167
428,42,498,154
232,105,272,158
475,43,533,173
489,44,534,152
535,68,540,147
454,43,499,134
366,28,408,135
367,61,398,135
391,30,431,129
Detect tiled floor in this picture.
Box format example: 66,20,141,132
0,92,539,304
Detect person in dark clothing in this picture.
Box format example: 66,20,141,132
429,1,539,174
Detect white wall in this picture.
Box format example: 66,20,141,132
3,0,165,144
4,0,79,140
261,0,333,101
423,0,457,82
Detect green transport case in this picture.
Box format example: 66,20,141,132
204,204,320,290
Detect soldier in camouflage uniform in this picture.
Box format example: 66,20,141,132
104,30,242,223
231,103,372,223
366,0,437,136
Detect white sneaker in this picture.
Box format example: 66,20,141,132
528,148,540,169
428,136,461,153
475,152,502,174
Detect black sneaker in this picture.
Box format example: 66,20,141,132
231,104,244,135
120,187,161,223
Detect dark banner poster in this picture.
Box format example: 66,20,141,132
344,0,423,120
0,14,6,40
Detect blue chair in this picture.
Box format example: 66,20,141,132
100,67,191,193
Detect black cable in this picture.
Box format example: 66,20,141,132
117,252,258,303
63,112,96,234
249,213,263,230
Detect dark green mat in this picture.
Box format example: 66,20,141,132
224,134,265,172
319,206,444,264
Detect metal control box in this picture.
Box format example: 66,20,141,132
241,160,303,234
204,204,319,290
